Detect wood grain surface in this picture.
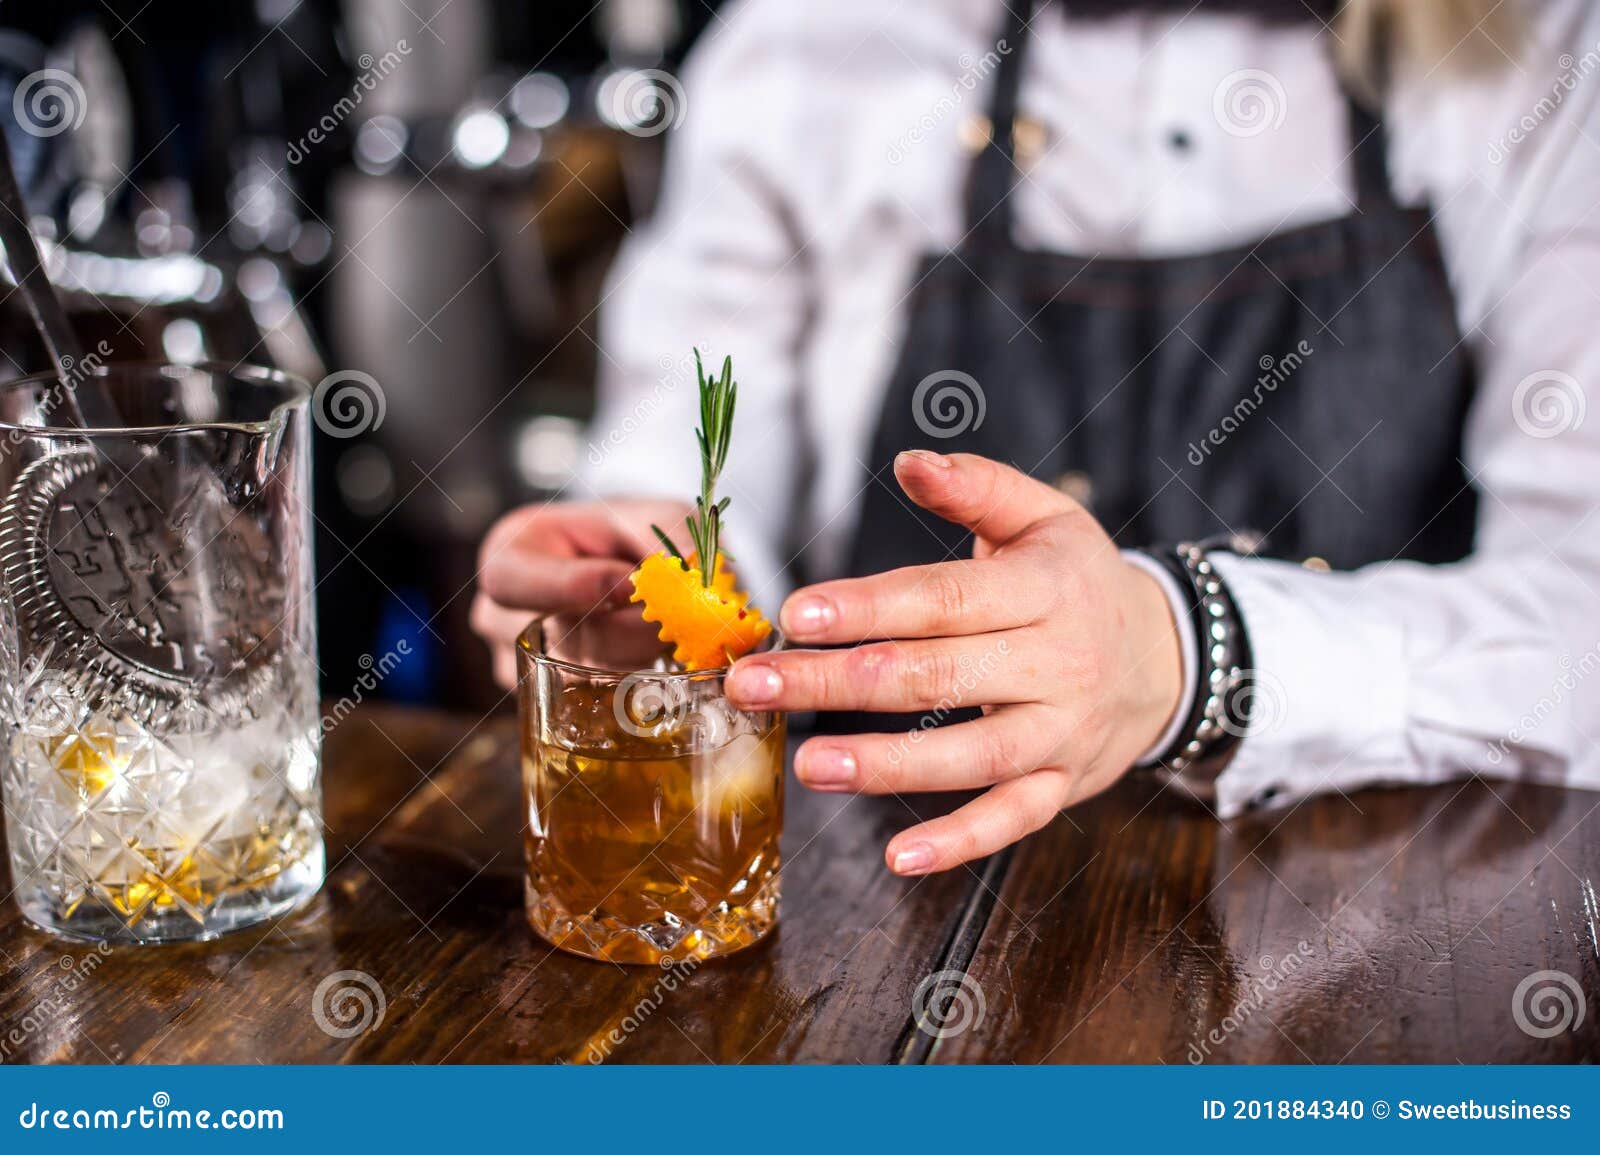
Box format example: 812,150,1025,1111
1,705,1596,1063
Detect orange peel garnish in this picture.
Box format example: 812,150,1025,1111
629,550,772,671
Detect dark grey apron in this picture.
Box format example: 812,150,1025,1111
835,0,1477,731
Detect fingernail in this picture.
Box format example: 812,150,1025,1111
782,595,836,639
727,661,782,706
891,843,935,875
897,449,951,469
797,745,856,788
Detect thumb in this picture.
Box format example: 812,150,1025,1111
893,450,1078,546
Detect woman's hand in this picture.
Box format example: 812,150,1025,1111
471,498,692,687
724,450,1184,876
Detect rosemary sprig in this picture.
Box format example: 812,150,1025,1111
651,350,738,587
651,525,685,562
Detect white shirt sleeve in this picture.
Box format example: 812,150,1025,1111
581,6,813,607
1197,20,1600,816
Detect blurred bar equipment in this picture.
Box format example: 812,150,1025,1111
0,0,717,710
329,0,692,704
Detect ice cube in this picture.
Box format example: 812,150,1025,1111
696,732,777,815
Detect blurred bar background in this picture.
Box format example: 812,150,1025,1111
0,0,726,711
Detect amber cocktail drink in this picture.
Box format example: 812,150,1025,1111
518,620,783,964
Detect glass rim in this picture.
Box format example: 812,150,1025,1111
0,359,311,437
516,615,783,682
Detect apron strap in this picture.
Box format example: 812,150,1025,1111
1346,13,1397,209
963,0,1038,246
1346,96,1396,208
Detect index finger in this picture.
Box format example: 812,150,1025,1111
780,558,1047,644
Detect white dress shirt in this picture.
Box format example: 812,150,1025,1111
583,0,1600,816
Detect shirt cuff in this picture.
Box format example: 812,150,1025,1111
1206,553,1410,816
1122,549,1197,766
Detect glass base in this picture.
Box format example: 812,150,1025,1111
527,878,779,964
15,845,325,946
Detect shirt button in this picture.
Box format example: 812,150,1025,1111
958,115,992,153
1013,116,1047,164
1053,470,1093,508
1167,127,1193,152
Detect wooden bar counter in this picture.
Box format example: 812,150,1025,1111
2,705,1596,1063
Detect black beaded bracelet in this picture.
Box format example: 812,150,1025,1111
1145,539,1256,776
